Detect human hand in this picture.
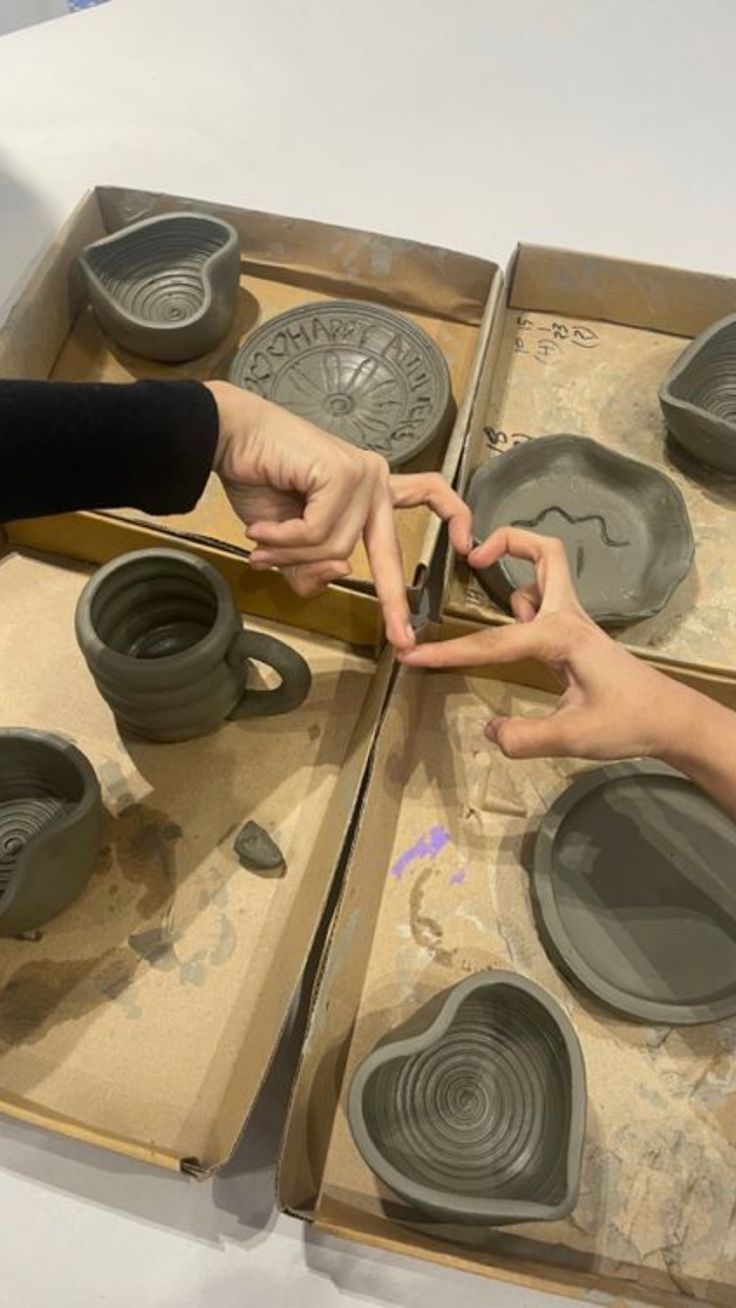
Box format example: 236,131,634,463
399,526,695,761
206,381,472,651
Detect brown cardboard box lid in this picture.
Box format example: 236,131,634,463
0,185,503,608
444,243,736,683
279,659,736,1306
0,536,392,1174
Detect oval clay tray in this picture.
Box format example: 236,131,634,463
466,435,694,625
531,762,736,1025
228,299,454,468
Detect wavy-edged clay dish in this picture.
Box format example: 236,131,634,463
466,434,694,625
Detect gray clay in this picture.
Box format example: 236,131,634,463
75,549,311,743
228,300,454,468
0,729,103,935
660,312,736,474
348,969,586,1226
79,212,240,362
532,761,736,1024
234,820,284,872
466,434,694,625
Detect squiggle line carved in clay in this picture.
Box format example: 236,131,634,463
511,505,631,549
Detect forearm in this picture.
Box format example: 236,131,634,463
0,379,219,522
657,680,736,822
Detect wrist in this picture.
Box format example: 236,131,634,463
203,380,263,476
652,677,720,771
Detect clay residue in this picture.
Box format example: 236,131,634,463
114,806,183,917
409,865,456,968
0,950,135,1044
128,926,178,972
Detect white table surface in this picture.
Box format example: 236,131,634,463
0,2,734,1304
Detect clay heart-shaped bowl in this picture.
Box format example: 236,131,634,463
660,312,736,474
348,970,586,1226
79,212,240,363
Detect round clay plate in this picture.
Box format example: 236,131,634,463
228,300,453,468
467,435,694,624
532,762,736,1024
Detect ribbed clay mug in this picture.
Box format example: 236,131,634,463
75,549,312,743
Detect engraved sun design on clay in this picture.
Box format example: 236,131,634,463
228,300,453,468
276,349,402,452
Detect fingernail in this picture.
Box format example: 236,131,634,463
404,622,416,647
484,720,499,743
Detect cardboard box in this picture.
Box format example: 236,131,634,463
278,656,736,1306
0,185,501,1175
0,513,393,1174
0,185,502,628
444,244,736,682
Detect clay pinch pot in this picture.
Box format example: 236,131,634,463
75,549,312,744
348,970,586,1226
79,212,240,362
0,729,103,936
660,312,736,473
466,434,694,625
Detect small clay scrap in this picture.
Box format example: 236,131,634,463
234,820,285,875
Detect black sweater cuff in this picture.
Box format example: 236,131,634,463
0,379,219,523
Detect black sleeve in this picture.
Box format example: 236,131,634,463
0,379,219,523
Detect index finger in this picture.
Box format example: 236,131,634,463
468,527,579,613
389,473,473,555
363,492,414,652
398,621,544,669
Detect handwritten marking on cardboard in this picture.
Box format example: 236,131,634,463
514,313,600,364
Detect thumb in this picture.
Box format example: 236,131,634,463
487,710,578,760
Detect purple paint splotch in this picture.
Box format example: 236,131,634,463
390,824,450,880
450,865,469,886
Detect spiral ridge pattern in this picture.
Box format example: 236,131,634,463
676,326,736,421
87,225,225,324
353,981,582,1220
81,213,240,362
662,315,736,473
0,787,72,894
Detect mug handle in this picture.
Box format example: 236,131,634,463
227,630,311,719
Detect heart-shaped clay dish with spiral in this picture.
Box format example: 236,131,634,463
79,212,240,363
348,969,586,1226
660,311,736,474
